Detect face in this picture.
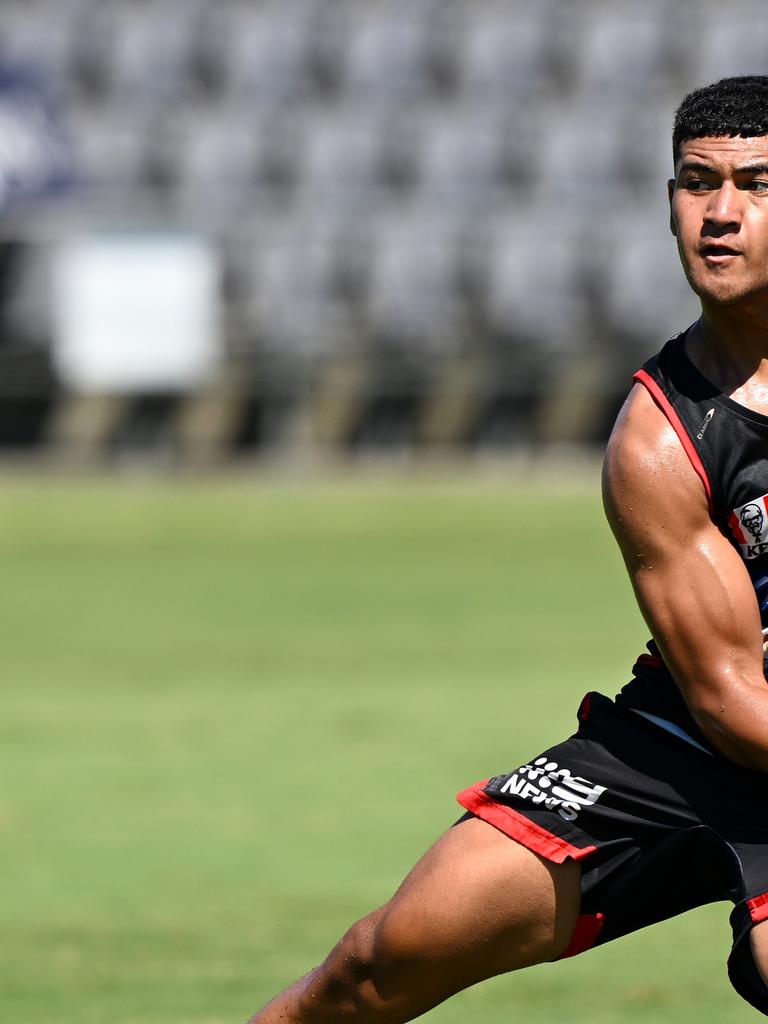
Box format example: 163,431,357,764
742,503,764,539
669,135,768,308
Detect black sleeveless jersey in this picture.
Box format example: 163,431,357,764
614,325,768,743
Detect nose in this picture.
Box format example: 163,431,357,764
704,180,743,231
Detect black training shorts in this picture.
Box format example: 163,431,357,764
457,691,768,1015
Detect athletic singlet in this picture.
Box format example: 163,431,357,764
614,325,768,748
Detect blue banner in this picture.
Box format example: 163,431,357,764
0,64,72,210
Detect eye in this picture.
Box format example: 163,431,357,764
747,179,768,192
683,177,711,191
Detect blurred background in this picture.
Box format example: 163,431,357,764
0,0,747,470
4,5,768,1023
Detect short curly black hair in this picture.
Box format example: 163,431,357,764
673,76,768,164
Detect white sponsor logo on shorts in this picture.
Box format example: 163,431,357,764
498,757,606,822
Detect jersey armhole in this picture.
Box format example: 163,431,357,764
633,369,715,517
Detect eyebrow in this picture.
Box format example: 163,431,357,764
678,161,768,176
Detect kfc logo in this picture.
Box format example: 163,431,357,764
741,503,765,542
730,496,768,559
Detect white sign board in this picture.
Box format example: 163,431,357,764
53,234,221,392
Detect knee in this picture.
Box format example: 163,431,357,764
367,904,433,1000
297,909,394,1015
301,905,423,1016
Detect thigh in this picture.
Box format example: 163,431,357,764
266,818,582,1024
370,815,581,998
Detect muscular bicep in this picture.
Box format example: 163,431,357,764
603,385,768,768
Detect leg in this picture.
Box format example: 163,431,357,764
247,816,581,1023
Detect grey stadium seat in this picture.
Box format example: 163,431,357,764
532,101,629,206
337,1,437,105
210,0,321,105
598,211,701,356
242,209,359,361
363,206,468,358
455,0,559,102
474,208,593,353
66,100,153,191
171,103,301,220
413,103,522,208
687,9,768,86
101,0,202,107
570,5,673,100
295,104,394,206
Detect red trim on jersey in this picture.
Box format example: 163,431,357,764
748,893,768,924
558,913,605,959
633,369,714,514
456,783,597,864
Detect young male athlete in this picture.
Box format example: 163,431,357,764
248,76,768,1022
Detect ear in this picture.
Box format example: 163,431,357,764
668,179,676,237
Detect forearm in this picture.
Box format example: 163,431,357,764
650,622,768,769
627,595,768,770
629,561,768,769
687,678,768,772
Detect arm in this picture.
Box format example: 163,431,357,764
603,382,768,770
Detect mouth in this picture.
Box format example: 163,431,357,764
700,243,742,264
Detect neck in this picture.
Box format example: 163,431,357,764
689,305,768,393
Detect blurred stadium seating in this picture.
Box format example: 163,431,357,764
0,0,745,460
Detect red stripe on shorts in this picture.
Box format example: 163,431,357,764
558,913,605,959
456,782,597,864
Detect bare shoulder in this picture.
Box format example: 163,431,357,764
602,382,712,564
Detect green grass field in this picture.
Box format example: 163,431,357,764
0,471,756,1023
